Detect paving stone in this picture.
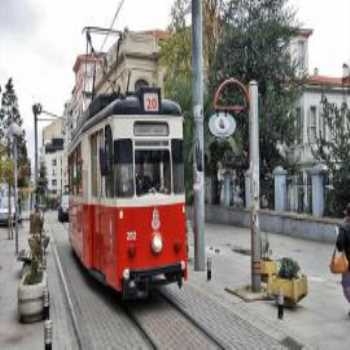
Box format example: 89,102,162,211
162,284,286,350
48,217,151,350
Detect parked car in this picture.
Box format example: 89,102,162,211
0,196,21,225
58,194,69,222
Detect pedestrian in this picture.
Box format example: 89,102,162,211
336,203,350,317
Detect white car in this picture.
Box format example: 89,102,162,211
0,197,17,225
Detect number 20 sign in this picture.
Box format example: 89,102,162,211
143,93,159,112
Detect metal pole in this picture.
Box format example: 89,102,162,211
34,109,38,208
249,81,261,292
13,138,19,256
192,0,205,271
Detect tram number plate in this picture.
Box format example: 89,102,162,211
143,93,159,112
127,231,137,241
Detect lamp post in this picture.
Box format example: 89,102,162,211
8,122,23,256
32,104,63,208
32,104,42,208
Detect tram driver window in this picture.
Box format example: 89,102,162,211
114,139,134,197
172,139,184,194
135,150,171,196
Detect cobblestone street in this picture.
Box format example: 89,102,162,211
1,212,349,349
48,214,289,349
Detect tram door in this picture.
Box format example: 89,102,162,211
90,131,104,271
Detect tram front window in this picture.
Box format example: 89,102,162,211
135,150,171,196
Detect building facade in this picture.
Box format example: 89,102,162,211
42,119,66,198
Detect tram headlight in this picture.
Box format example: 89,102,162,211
123,268,130,280
151,233,163,254
181,260,186,271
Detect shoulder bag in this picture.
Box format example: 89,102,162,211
329,229,349,274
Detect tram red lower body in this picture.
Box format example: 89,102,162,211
68,201,188,297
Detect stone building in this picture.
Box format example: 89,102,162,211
42,119,66,199
95,29,168,95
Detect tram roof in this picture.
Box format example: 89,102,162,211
70,91,182,149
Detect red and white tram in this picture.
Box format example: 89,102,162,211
68,88,188,298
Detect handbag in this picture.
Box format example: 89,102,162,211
329,248,349,274
330,229,349,274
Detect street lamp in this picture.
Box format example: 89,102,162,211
8,122,23,256
32,103,63,208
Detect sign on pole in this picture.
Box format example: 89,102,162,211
209,112,237,139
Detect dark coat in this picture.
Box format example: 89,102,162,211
336,222,350,265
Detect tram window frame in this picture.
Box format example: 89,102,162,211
171,139,184,194
104,125,114,198
135,149,171,196
90,133,98,197
114,139,134,198
68,143,83,196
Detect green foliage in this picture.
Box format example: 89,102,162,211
0,78,30,186
278,257,300,279
25,232,44,285
213,0,302,198
313,98,350,217
161,0,225,203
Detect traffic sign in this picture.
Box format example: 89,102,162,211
209,112,236,139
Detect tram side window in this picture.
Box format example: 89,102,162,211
114,139,134,197
91,134,98,197
68,144,83,196
105,125,114,198
135,150,171,196
172,139,184,194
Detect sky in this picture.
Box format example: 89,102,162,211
0,0,349,165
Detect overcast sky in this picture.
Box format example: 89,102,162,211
0,0,349,165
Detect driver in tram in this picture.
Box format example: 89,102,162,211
136,167,153,195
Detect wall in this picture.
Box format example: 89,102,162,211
200,205,341,244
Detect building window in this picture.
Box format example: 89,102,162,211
298,40,305,70
52,179,57,187
135,79,149,91
296,107,303,144
52,169,56,176
319,109,326,139
308,106,317,143
52,159,57,166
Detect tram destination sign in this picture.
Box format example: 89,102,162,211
209,112,237,139
139,87,161,114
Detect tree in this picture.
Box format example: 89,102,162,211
213,0,302,204
37,163,48,204
312,98,350,217
0,78,30,187
160,0,225,202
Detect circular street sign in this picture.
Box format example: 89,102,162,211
209,112,237,139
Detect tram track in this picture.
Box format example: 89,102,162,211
121,289,224,349
51,220,154,349
54,219,224,349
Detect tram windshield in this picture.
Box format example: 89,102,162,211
135,150,171,196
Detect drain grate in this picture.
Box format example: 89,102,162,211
280,336,303,350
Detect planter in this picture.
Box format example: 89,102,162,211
261,259,277,282
18,271,47,323
267,274,308,306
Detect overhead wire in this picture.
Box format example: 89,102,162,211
99,0,126,53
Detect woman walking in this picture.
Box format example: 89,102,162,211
336,203,350,315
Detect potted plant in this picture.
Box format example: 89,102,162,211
267,257,308,306
18,212,47,323
260,238,277,282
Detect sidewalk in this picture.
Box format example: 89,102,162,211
0,219,78,350
187,221,350,349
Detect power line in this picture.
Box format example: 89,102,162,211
99,0,126,53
